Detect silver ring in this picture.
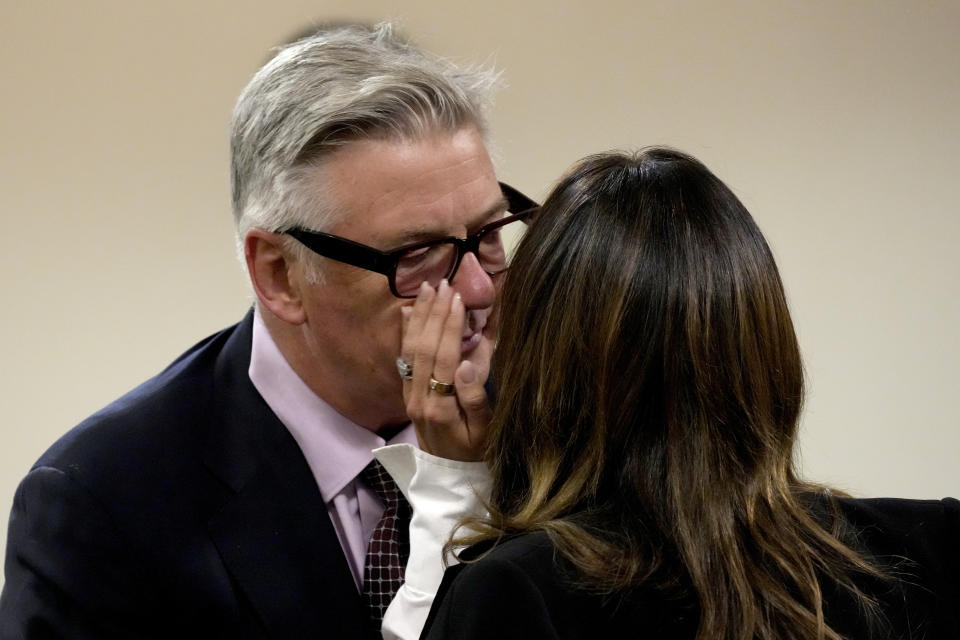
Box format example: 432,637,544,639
429,376,456,395
396,357,413,381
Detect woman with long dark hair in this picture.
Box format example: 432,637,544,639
391,147,957,640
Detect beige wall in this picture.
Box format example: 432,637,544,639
2,1,958,588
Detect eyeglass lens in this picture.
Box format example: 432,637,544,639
392,216,525,296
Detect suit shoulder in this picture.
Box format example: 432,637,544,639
454,533,624,634
430,532,690,639
833,496,959,544
20,317,256,530
818,496,960,637
427,533,569,640
835,498,959,608
452,532,558,598
466,530,555,564
829,496,958,564
36,318,249,472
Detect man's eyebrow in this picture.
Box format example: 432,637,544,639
472,195,511,228
391,195,511,246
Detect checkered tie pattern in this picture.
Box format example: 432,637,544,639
361,459,411,636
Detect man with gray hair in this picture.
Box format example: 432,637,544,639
0,23,536,638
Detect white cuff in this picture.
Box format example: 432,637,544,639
373,443,491,640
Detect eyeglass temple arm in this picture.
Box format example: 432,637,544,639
498,182,540,215
285,228,395,276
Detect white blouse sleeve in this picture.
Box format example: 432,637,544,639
373,443,492,640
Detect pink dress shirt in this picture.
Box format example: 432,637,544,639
247,309,418,590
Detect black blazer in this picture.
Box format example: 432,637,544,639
0,312,366,639
422,497,960,639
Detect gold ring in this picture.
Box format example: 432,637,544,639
429,376,456,395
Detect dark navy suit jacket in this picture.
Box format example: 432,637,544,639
0,312,366,638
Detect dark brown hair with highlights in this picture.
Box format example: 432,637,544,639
461,148,885,640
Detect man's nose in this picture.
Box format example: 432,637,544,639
450,251,496,310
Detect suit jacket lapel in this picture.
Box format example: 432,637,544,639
203,312,365,638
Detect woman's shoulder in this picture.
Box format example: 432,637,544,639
814,495,958,585
453,531,569,599
426,532,599,639
437,532,693,639
459,530,555,564
828,496,958,556
818,495,960,638
833,495,959,523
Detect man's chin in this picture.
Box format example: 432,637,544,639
460,329,484,354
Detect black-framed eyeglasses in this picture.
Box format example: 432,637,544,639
284,182,540,298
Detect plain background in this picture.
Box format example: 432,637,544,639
1,1,957,591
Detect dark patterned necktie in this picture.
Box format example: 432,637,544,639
361,459,411,637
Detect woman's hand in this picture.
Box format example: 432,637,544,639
401,280,492,461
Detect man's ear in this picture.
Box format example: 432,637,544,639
245,229,307,325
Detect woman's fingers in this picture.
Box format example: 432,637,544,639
399,306,413,388
402,282,435,361
453,360,492,457
430,292,465,392
411,280,453,392
401,304,412,340
398,279,490,460
401,282,438,403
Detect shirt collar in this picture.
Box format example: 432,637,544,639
248,308,417,502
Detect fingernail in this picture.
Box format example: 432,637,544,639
418,281,431,299
400,306,412,319
439,278,449,294
451,292,462,310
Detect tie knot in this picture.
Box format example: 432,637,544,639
361,459,401,506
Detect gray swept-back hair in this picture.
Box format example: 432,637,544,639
230,22,500,279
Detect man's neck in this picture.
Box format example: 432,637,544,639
259,307,409,433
